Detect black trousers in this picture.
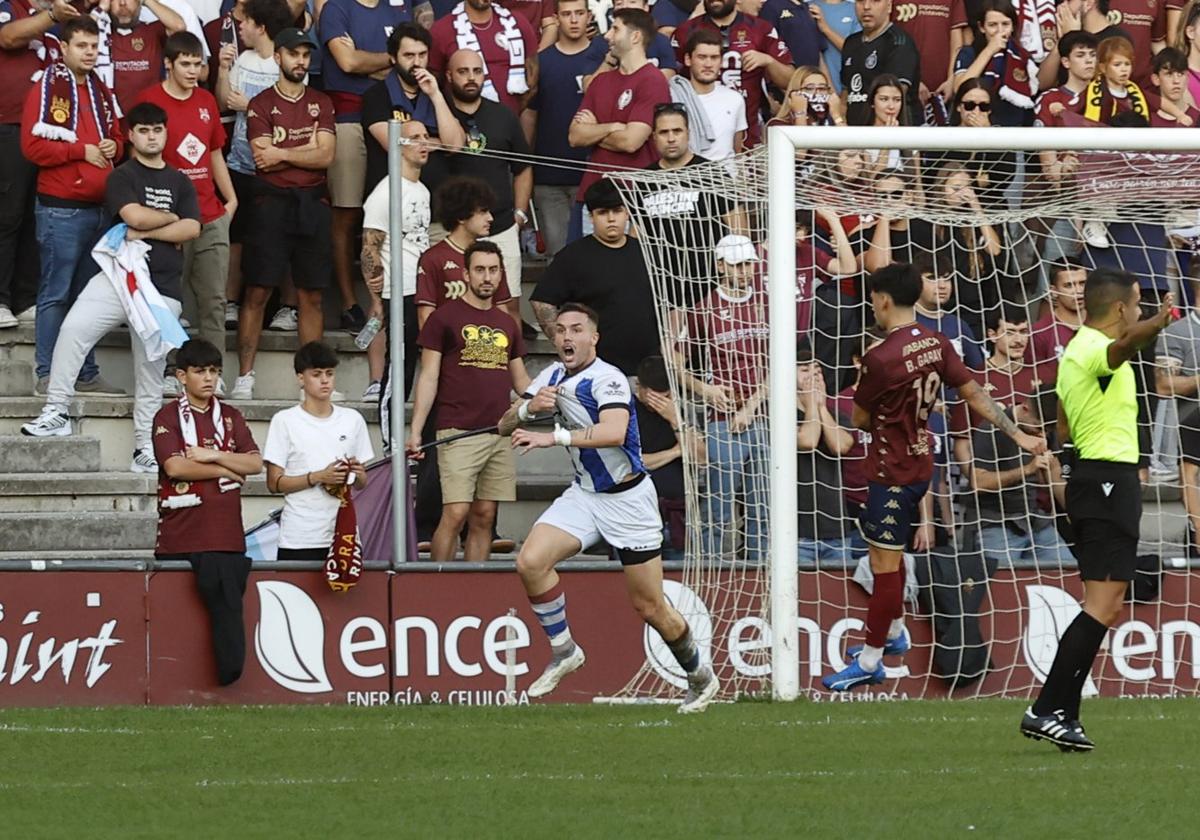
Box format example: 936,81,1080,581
161,552,253,686
0,125,39,311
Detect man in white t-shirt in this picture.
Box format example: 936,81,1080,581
263,342,375,561
362,118,432,429
668,27,746,161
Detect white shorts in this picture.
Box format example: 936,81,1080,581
537,475,663,559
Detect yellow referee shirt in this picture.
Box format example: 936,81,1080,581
1056,325,1139,463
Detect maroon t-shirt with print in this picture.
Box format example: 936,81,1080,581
246,84,336,189
111,21,167,111
417,298,525,431
152,400,259,555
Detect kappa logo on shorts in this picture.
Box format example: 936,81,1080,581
1102,482,1114,497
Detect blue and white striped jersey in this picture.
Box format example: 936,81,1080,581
524,357,646,492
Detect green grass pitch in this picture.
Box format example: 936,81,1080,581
0,698,1193,838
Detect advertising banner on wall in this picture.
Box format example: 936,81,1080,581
0,569,1196,706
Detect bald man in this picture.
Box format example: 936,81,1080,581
433,49,532,324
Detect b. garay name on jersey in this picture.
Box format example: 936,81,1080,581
901,335,942,372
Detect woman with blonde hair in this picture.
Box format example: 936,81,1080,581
768,66,846,128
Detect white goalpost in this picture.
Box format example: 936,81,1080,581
612,126,1200,704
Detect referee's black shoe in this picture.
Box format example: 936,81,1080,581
1020,707,1096,752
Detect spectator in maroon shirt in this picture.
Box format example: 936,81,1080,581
406,240,530,561
429,0,539,115
1026,258,1087,377
1150,46,1200,125
0,0,74,329
101,0,187,111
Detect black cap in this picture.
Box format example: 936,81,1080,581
275,28,317,51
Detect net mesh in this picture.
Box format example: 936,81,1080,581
611,141,1200,701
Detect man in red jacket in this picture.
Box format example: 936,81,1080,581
21,14,124,396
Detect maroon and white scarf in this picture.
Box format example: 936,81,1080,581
982,39,1039,111
451,1,528,103
1015,0,1057,63
31,59,120,142
325,484,363,593
179,392,240,493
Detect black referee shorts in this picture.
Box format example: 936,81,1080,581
1066,460,1141,581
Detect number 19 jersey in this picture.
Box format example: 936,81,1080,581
854,322,973,485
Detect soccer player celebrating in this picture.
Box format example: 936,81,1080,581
499,303,720,713
1021,269,1174,752
823,263,1046,692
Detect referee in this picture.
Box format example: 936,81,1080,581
1021,269,1174,752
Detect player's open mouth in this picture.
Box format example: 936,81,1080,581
561,344,576,360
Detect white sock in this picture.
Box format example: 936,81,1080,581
887,618,906,641
858,644,884,671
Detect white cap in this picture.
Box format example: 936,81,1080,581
715,234,759,265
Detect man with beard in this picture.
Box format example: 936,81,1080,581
429,0,539,116
406,240,529,562
360,22,464,196
231,28,335,400
435,48,532,317
670,0,793,148
499,301,721,712
568,7,667,237
102,0,187,110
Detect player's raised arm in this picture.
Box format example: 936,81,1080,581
512,406,629,452
1107,292,1175,370
959,379,1046,455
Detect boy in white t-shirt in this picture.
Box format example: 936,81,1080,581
263,342,375,561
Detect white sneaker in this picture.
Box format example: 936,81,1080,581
216,378,226,397
230,371,255,400
361,381,381,400
20,407,71,437
16,305,35,325
1081,220,1112,248
180,316,192,328
528,644,586,699
224,301,239,328
268,306,298,331
332,389,345,402
0,304,16,329
678,665,720,714
130,448,158,474
163,375,180,396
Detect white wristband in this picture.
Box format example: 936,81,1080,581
553,425,572,447
517,400,531,421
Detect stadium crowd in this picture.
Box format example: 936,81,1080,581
3,0,1200,565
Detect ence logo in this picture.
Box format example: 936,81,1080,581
894,3,918,22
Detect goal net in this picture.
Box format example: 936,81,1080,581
611,127,1200,703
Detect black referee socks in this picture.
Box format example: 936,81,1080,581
1031,610,1108,720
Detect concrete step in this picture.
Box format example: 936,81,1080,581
0,358,32,395
0,435,102,473
0,511,159,552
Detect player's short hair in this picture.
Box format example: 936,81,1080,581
388,21,431,55
685,27,723,56
1154,46,1189,75
294,341,339,373
1083,267,1138,318
612,8,656,47
585,179,625,212
435,177,495,231
165,31,205,63
1097,35,1135,68
126,101,168,129
637,355,670,391
1058,30,1098,58
557,301,600,329
244,0,295,40
61,15,99,42
986,303,1029,334
464,239,502,270
868,263,922,307
175,338,223,370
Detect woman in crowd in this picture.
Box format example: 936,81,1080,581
768,66,846,128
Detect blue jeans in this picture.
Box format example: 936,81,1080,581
797,532,867,567
702,419,768,563
34,201,103,381
980,521,1073,569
